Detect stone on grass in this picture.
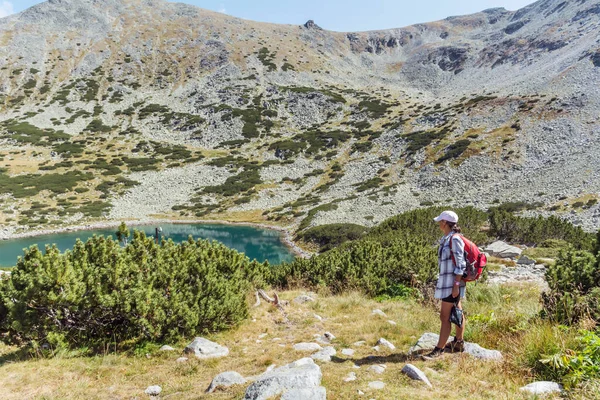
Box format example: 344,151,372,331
293,295,315,304
207,371,247,393
176,357,188,363
183,337,229,359
409,333,502,361
367,365,386,374
387,320,397,325
376,338,396,350
520,381,563,395
484,241,522,259
243,357,323,400
145,385,162,396
159,345,175,351
311,346,336,362
368,381,385,390
371,309,387,317
343,372,357,382
401,364,432,388
313,314,323,321
293,343,322,352
341,348,355,356
281,387,326,400
353,341,366,347
316,332,336,344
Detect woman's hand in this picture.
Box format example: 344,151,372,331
452,283,460,298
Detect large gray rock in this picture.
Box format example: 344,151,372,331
206,371,247,393
409,333,502,361
484,241,522,259
401,364,432,388
311,346,336,362
520,381,563,395
183,337,229,359
280,387,326,400
244,358,324,400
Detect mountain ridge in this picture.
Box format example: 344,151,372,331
0,0,598,238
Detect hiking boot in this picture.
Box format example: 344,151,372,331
445,338,465,353
421,346,445,360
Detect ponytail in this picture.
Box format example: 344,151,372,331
447,221,462,234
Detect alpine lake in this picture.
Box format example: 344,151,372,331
0,223,296,268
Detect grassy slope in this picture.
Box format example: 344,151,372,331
0,284,580,400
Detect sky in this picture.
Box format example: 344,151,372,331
6,0,536,31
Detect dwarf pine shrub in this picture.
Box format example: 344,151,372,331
0,230,269,349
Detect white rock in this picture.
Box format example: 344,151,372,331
376,338,396,350
293,343,322,352
387,320,397,325
341,348,355,356
313,314,323,321
371,309,387,317
367,365,386,374
311,346,336,362
357,390,365,395
206,371,247,393
183,337,229,359
368,381,385,390
145,385,162,396
353,341,367,347
176,357,188,363
409,333,502,361
401,364,433,388
343,372,357,382
293,295,315,304
520,381,563,395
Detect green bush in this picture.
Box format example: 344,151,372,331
541,247,600,325
488,208,595,250
297,223,369,252
0,230,269,349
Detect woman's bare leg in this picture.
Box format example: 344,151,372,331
436,301,454,348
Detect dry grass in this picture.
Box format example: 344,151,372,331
0,283,571,400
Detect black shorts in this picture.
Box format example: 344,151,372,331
441,294,460,304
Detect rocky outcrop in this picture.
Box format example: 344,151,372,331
484,241,522,259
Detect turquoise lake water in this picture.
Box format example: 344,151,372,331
0,223,296,267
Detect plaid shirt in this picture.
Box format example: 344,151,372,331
434,232,467,299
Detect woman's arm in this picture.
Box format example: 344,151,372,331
451,236,466,277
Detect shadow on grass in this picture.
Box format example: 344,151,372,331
331,352,419,366
0,346,32,367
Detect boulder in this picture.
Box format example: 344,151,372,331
401,364,432,388
376,338,396,350
484,241,522,259
243,358,324,400
183,337,229,359
145,385,162,397
520,381,563,395
311,346,336,362
409,333,502,360
207,371,247,393
517,255,536,265
293,343,322,352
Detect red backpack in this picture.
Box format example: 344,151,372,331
450,234,487,282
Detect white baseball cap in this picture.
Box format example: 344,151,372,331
433,210,458,224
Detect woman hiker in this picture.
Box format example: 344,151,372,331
423,210,467,360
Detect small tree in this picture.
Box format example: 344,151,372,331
116,222,130,245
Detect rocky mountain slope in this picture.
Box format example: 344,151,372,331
0,0,599,236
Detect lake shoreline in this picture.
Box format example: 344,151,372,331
1,219,312,260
